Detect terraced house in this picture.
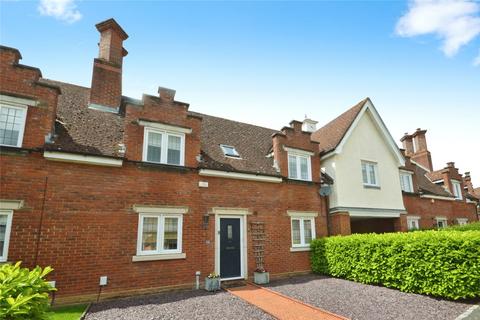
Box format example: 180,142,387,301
0,19,478,303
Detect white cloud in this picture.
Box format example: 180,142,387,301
38,0,82,24
396,0,480,64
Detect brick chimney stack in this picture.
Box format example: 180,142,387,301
464,172,475,194
401,128,433,172
89,18,128,112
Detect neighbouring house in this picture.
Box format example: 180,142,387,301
400,130,478,230
311,99,408,235
0,18,478,303
0,19,331,304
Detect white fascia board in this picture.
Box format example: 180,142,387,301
283,146,314,156
0,94,37,107
199,169,282,183
44,151,123,167
211,207,252,215
0,200,24,210
420,194,455,201
133,205,189,215
335,100,405,167
287,210,318,217
138,120,192,134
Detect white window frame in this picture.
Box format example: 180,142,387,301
400,171,414,193
287,151,312,182
451,180,463,200
142,127,185,166
435,217,448,229
361,160,379,187
0,210,13,262
0,103,28,148
457,218,468,226
290,217,316,248
220,144,240,158
136,213,183,256
406,216,420,230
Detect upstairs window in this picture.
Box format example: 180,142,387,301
143,128,185,166
0,104,27,148
288,153,312,181
220,145,240,158
362,161,379,187
451,180,463,200
400,171,414,192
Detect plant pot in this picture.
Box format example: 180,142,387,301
205,277,221,292
254,272,270,285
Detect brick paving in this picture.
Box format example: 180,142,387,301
228,283,347,320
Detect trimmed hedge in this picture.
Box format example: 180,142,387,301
310,230,480,300
443,221,480,232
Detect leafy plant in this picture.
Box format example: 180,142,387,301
310,230,480,300
0,262,56,319
442,221,480,232
207,272,220,279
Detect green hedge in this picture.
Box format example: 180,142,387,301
443,221,480,232
310,230,480,300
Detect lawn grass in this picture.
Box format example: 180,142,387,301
49,304,88,320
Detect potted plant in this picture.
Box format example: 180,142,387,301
204,272,220,292
253,267,269,285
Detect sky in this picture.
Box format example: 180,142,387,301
1,0,479,183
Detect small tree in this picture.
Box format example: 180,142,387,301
0,262,56,319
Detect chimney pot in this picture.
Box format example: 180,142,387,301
447,162,455,168
158,87,176,101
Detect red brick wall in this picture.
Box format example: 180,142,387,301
403,194,478,228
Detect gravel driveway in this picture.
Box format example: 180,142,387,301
85,289,274,320
265,275,477,320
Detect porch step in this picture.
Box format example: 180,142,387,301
221,279,247,289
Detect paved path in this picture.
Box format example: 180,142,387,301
228,283,347,320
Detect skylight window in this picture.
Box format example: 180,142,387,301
220,145,240,158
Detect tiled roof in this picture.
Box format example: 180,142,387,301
190,112,280,176
414,165,452,197
40,79,124,157
426,169,444,182
311,98,368,154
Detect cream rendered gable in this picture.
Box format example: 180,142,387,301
322,101,406,216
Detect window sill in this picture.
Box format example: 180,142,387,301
290,247,311,252
363,184,381,189
132,253,186,262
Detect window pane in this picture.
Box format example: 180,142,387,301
369,164,376,185
163,217,178,250
288,155,297,179
292,219,301,245
362,163,368,184
0,106,24,146
300,157,308,180
303,219,312,244
167,135,181,165
142,217,158,251
0,215,7,257
147,132,162,162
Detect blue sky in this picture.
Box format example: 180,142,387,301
1,0,479,183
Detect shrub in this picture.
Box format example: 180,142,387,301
0,262,56,319
443,221,480,232
310,230,480,300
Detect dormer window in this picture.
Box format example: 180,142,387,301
143,127,185,166
220,145,240,158
285,147,313,181
0,104,27,148
451,180,463,200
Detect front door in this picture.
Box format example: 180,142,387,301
220,218,241,279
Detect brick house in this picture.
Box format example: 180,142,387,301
400,130,478,229
0,18,477,303
0,19,332,303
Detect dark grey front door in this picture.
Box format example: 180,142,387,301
220,218,241,279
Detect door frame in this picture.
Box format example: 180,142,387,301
214,211,248,281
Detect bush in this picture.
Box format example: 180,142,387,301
443,221,480,232
310,230,480,300
0,262,56,319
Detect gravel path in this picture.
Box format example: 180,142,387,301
85,289,274,320
265,275,477,320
